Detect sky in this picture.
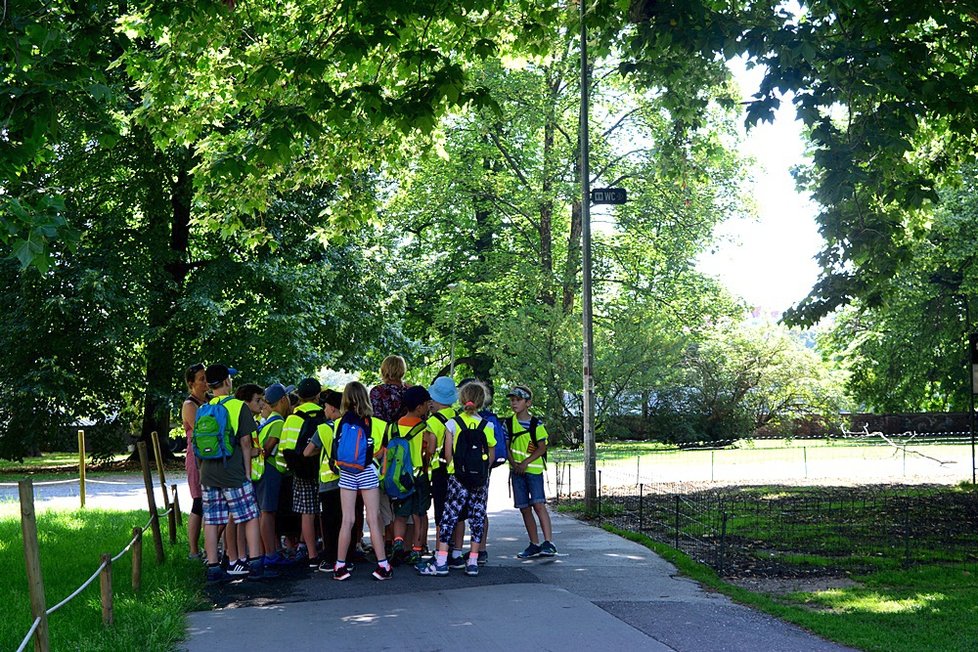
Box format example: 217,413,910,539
696,57,824,314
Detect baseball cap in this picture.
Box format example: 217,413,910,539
428,376,457,405
205,364,238,388
297,377,322,399
506,385,532,401
403,385,432,411
264,382,295,406
320,389,342,409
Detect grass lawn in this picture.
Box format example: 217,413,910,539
2,509,206,651
572,478,978,652
598,515,978,652
0,452,131,474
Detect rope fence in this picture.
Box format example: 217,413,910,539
15,436,178,652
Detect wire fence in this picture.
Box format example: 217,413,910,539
556,478,978,578
550,437,975,492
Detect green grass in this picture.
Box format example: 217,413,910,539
0,452,130,474
2,509,206,651
603,524,978,652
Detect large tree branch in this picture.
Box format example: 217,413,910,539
488,128,532,189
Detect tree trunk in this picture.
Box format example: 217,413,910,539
538,78,556,306
133,146,194,461
433,354,496,398
562,199,583,314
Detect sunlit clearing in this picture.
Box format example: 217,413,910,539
813,590,945,614
44,512,87,530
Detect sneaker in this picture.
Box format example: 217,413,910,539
248,559,279,581
517,543,542,559
372,564,393,581
307,555,322,570
539,541,557,557
417,561,449,577
219,553,230,570
405,551,422,567
206,565,227,583
465,560,479,577
317,559,334,573
391,541,405,566
227,559,250,577
477,550,488,566
333,564,352,581
263,552,294,567
448,554,466,570
188,552,203,562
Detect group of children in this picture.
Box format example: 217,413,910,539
183,356,557,583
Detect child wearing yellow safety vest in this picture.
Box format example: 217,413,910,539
300,388,353,572
255,382,293,567
418,381,496,578
390,385,436,567
507,385,557,559
331,381,394,581
279,378,326,569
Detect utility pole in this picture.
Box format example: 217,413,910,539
580,0,597,512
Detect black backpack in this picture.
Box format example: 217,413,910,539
282,409,327,481
452,416,490,489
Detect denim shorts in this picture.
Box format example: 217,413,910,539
202,482,259,526
511,471,547,509
255,465,282,512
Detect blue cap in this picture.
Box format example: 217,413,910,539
264,383,295,405
428,376,457,405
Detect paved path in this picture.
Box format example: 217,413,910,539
182,476,857,652
1,469,856,650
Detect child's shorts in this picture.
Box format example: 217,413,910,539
292,476,319,514
338,465,380,491
202,482,259,526
256,465,282,512
511,471,547,509
393,476,432,518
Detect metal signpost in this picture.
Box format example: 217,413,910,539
580,2,597,512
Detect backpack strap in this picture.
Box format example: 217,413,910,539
528,416,540,446
403,421,428,440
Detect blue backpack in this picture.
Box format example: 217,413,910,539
480,409,509,468
193,397,235,462
382,421,427,499
332,414,375,473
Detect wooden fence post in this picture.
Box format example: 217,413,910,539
131,527,142,592
136,442,165,564
167,501,177,545
171,484,183,527
19,479,50,652
99,554,113,626
78,429,86,509
150,431,171,512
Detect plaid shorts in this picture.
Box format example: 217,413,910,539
202,482,259,526
292,477,319,514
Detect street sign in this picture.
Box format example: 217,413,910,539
590,187,627,205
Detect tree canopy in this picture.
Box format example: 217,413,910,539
20,0,978,454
